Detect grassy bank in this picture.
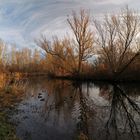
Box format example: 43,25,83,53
0,75,26,140
0,112,18,140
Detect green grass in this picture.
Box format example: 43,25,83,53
0,112,19,140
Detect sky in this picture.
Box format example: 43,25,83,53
0,0,139,49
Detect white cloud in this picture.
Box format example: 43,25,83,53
0,0,139,48
91,0,132,4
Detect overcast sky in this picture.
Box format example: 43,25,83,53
0,0,139,48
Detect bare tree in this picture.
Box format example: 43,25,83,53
94,7,140,79
37,10,94,76
67,9,94,74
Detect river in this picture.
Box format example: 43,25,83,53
8,77,140,140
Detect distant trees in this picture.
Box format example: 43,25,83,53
0,40,8,72
0,44,44,74
0,41,4,62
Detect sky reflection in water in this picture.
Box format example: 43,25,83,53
11,78,140,140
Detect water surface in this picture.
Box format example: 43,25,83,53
10,78,140,140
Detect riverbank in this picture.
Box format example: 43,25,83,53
0,112,18,140
0,71,140,84
48,73,140,83
0,76,26,140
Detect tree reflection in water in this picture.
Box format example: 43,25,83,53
105,84,140,140
11,78,140,140
37,80,140,140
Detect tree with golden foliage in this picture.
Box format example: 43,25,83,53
37,36,77,76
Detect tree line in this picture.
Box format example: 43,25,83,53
0,7,139,81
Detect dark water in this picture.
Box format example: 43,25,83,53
10,78,140,140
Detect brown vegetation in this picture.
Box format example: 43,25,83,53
0,7,139,81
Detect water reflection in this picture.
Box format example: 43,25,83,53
11,78,140,140
104,84,140,140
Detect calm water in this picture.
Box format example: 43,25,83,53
10,78,140,140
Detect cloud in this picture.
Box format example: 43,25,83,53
0,0,139,48
90,0,132,4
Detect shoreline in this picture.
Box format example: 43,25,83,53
0,72,140,83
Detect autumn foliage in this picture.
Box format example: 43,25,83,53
0,8,139,81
